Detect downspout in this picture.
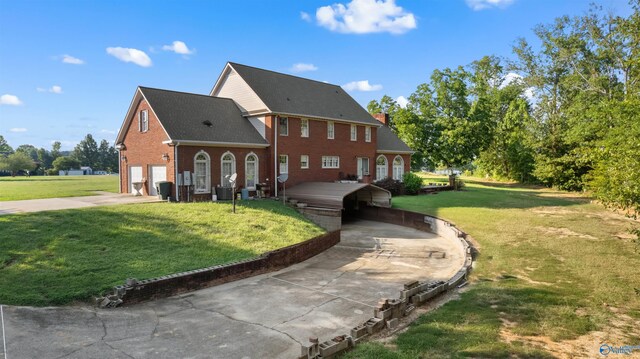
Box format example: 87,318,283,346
117,148,122,193
274,115,278,198
174,143,179,201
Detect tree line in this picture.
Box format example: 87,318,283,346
369,1,639,217
0,134,119,176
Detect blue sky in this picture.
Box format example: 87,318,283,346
0,0,632,151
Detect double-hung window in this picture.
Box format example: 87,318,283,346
194,151,211,193
350,124,357,141
365,126,371,142
300,155,309,169
321,156,340,169
279,117,288,136
279,155,289,174
301,119,309,137
327,121,335,139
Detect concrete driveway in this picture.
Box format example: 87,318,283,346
1,220,465,359
0,192,160,215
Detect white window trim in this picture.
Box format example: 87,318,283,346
321,156,340,169
300,155,309,169
301,119,309,138
376,155,388,181
279,117,289,136
279,154,289,174
357,157,370,179
350,124,357,141
194,150,211,194
245,152,259,190
393,155,404,181
221,151,236,187
139,110,148,133
327,121,335,139
365,126,371,142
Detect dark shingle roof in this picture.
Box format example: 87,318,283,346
229,62,380,126
377,125,413,152
139,87,268,145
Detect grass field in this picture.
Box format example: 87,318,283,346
0,175,119,201
345,175,640,358
0,200,324,306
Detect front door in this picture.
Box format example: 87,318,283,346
357,157,369,180
149,165,167,196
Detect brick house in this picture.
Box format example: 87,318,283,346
115,62,412,201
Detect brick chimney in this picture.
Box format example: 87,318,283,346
373,113,389,126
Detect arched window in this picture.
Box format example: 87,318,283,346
245,153,259,190
194,151,211,193
221,152,236,187
376,155,388,181
393,156,404,181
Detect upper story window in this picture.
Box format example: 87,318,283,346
327,121,335,139
139,110,149,132
350,124,357,141
300,155,309,169
365,126,371,142
279,117,288,136
322,156,340,169
301,119,309,137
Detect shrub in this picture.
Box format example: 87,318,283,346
455,177,466,190
403,172,423,195
374,177,405,196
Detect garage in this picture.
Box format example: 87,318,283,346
128,166,143,194
148,165,167,196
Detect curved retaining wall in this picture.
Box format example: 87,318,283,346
97,230,341,307
298,206,476,359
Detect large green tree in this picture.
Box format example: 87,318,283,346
0,152,36,176
73,134,99,168
0,135,13,156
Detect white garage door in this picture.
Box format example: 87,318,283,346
149,165,167,196
129,166,143,193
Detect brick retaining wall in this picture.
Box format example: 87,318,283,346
99,230,340,307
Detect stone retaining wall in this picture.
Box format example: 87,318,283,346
299,206,476,359
98,230,341,307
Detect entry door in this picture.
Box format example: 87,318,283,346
149,165,167,196
357,157,369,179
129,166,143,193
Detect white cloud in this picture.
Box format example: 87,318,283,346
395,95,409,108
106,47,152,67
342,80,383,91
290,63,318,72
37,86,63,94
10,128,27,132
162,41,194,55
62,54,84,64
301,11,312,22
316,0,417,34
0,94,23,106
100,129,116,135
501,72,535,102
466,0,514,11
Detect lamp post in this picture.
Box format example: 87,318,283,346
225,173,238,213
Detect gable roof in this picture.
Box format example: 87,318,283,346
223,62,381,126
117,87,268,147
376,125,413,153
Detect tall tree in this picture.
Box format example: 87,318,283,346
15,144,38,161
73,134,99,168
51,141,62,160
0,135,13,156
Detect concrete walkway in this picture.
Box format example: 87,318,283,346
1,220,465,359
0,192,160,215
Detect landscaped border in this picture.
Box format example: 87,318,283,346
298,206,476,359
97,230,341,307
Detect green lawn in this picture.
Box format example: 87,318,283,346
345,176,640,358
0,175,119,201
0,201,324,306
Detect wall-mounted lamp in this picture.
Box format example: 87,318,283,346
162,153,170,162
121,155,127,162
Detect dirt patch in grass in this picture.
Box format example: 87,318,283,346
530,206,578,217
535,226,599,240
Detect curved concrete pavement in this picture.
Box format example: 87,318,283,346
1,220,465,359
